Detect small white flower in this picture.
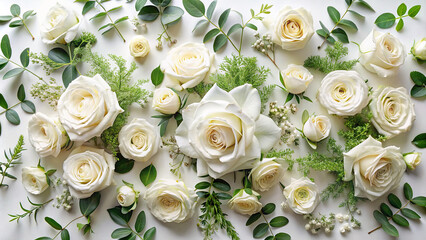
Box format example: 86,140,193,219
404,152,422,170
228,189,262,215
152,88,180,115
129,35,150,58
22,167,49,195
305,224,311,230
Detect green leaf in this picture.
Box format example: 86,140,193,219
261,203,275,215
196,191,209,198
6,109,20,124
302,110,309,124
395,19,404,31
45,217,62,230
373,210,389,225
140,164,157,186
206,0,217,20
192,19,208,32
135,211,146,233
195,181,211,189
411,196,426,206
90,12,107,21
48,48,70,63
331,28,349,43
111,228,132,239
380,203,393,217
79,192,101,217
61,229,70,240
348,10,365,19
35,237,52,240
246,23,257,31
388,193,402,208
1,35,12,59
253,223,268,238
375,13,396,29
285,93,294,104
392,214,409,227
115,16,129,25
216,192,232,200
3,68,24,79
23,10,35,20
0,94,7,109
161,6,184,25
21,100,35,113
404,183,413,200
345,0,353,5
275,233,291,240
9,20,23,28
143,227,156,240
213,34,227,52
228,23,242,36
203,28,220,43
136,0,147,11
319,21,330,33
357,0,375,12
151,65,164,86
382,222,399,237
20,48,30,67
82,1,96,14
107,6,122,13
412,133,426,148
62,65,78,88
270,216,289,227
246,213,261,226
212,178,230,191
401,208,421,220
218,8,231,28
410,71,426,85
182,0,205,18
159,120,168,137
151,0,171,7
327,6,340,23
0,15,13,22
17,84,25,101
107,206,133,226
0,58,8,70
408,5,421,18
115,154,135,174
339,19,358,30
397,3,407,16
10,4,20,17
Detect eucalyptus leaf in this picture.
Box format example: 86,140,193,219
82,1,96,15
107,6,122,13
375,13,396,29
410,71,426,85
0,94,8,109
339,19,358,30
48,48,70,63
206,0,217,20
79,192,101,217
216,192,232,200
253,223,268,238
408,5,421,18
348,10,365,19
1,35,12,59
139,164,157,186
228,24,242,36
20,48,30,67
182,0,205,18
9,20,23,28
111,228,132,239
3,68,24,79
62,65,79,88
151,65,164,86
114,16,129,25
10,4,21,17
261,203,275,215
161,6,184,25
218,8,231,29
90,12,107,21
192,19,208,32
203,28,220,43
23,10,35,20
357,0,375,12
0,58,8,70
412,133,426,148
327,6,340,23
21,100,35,114
135,0,147,11
17,84,25,101
213,34,227,52
0,15,13,22
212,178,230,191
135,211,146,233
411,85,426,98
246,213,261,226
45,217,62,230
246,23,257,31
143,227,156,240
331,28,349,43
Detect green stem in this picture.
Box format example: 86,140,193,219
368,200,411,234
203,15,239,54
52,215,85,240
126,223,144,240
261,213,274,237
18,16,35,40
0,54,46,83
95,0,126,42
0,101,22,115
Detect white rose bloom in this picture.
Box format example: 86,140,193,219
118,118,160,162
144,179,197,223
411,38,426,60
176,84,281,178
360,30,405,77
263,6,314,51
318,70,370,116
63,146,115,198
369,87,415,138
22,167,49,195
160,42,215,91
41,2,81,44
117,185,137,207
129,35,150,58
228,189,262,215
28,113,68,157
57,74,123,142
344,136,406,201
404,152,422,170
303,115,331,142
250,158,284,192
283,177,319,214
282,64,313,94
152,88,180,115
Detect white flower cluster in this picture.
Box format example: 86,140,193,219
269,102,299,145
303,213,336,234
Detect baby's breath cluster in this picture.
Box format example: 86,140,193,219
30,78,64,108
336,212,361,234
162,136,195,178
269,101,299,145
252,33,274,55
52,178,73,211
303,213,336,234
131,17,146,32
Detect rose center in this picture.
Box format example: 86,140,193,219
294,187,310,204
131,132,148,150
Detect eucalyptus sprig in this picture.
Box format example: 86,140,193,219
409,71,426,98
0,135,24,188
375,4,421,31
9,197,53,223
369,183,426,237
108,206,156,240
246,203,290,240
0,4,36,40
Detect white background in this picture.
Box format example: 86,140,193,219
1,0,425,239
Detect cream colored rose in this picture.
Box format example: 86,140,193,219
144,179,197,223
282,64,313,94
28,112,68,157
250,158,284,192
283,177,319,214
160,42,215,91
118,118,160,162
228,189,262,215
129,35,150,58
318,70,370,116
263,6,314,51
344,136,405,201
411,38,426,61
404,152,422,170
176,84,281,178
303,115,331,142
57,74,123,142
360,30,405,77
152,88,180,114
63,146,115,198
369,87,415,138
22,167,49,195
117,185,137,207
41,2,81,44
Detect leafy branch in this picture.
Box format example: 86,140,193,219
246,203,290,239
409,71,426,98
9,197,53,223
0,135,24,187
375,4,421,31
0,4,36,40
107,206,156,240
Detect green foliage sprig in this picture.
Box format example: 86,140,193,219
0,4,36,40
409,71,426,98
369,183,426,237
317,0,375,49
139,164,157,186
9,197,53,223
246,203,290,239
412,133,426,148
0,135,24,187
108,206,156,240
162,136,196,178
375,4,421,31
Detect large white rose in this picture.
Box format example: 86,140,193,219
41,2,81,44
283,177,319,214
118,118,160,162
318,70,370,116
22,167,49,195
152,88,180,115
57,74,123,142
263,6,314,51
144,179,197,223
411,38,426,60
360,30,405,77
176,84,281,178
369,87,415,138
129,35,150,58
228,189,262,215
343,136,406,201
63,146,115,198
160,42,215,91
303,115,331,142
28,112,68,157
281,64,313,94
250,158,284,192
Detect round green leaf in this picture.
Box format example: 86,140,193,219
380,203,393,217
246,213,261,226
203,28,220,43
115,154,135,174
3,68,24,79
6,109,20,125
327,6,340,23
140,164,157,186
411,196,426,207
80,192,101,217
218,8,231,28
411,86,426,97
45,217,62,230
388,193,402,208
401,208,421,220
111,228,132,239
339,19,358,30
410,71,426,85
275,233,291,240
107,206,133,226
212,178,230,191
135,211,146,233
61,229,70,240
161,6,184,25
375,13,396,28
412,133,426,148
213,34,227,52
331,28,349,43
136,0,147,11
270,216,289,228
395,19,404,31
382,222,399,237
408,5,421,18
21,100,35,114
397,3,407,16
17,84,25,101
62,65,79,88
195,181,211,189
182,0,205,17
138,6,160,21
392,214,409,227
151,65,164,86
48,48,70,63
404,183,413,200
261,203,275,215
143,227,156,240
0,93,8,109
1,35,12,59
10,4,20,17
253,223,268,238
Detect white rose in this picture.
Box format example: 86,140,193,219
360,30,405,77
228,189,262,215
28,112,68,157
57,74,123,142
283,177,319,214
281,64,313,94
118,118,160,162
152,88,180,115
263,6,314,51
41,2,81,44
369,86,415,138
404,152,422,170
250,158,284,192
176,84,281,178
144,179,197,223
303,115,331,142
318,70,370,116
117,185,137,207
129,35,150,58
411,38,426,61
343,136,406,201
63,146,115,198
160,42,215,91
22,167,49,195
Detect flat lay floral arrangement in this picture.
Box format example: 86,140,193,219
0,0,426,239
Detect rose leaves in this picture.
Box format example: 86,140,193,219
375,4,421,31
